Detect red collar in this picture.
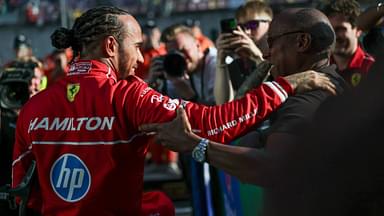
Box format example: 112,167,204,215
68,59,118,83
348,45,366,70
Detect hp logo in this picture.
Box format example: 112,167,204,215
50,154,91,202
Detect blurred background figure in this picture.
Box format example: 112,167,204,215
185,18,215,52
149,24,217,104
322,0,375,87
42,48,72,85
136,20,167,80
358,2,384,58
0,57,45,216
13,34,33,61
137,20,174,180
215,0,273,104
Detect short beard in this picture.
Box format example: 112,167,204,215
117,46,128,79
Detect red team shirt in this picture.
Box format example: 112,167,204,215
12,60,292,216
333,45,375,87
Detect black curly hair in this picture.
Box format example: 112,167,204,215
321,0,361,28
50,6,129,63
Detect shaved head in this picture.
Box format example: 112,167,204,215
271,8,335,54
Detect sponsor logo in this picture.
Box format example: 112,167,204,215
67,83,80,102
50,154,91,202
69,62,92,75
163,98,179,111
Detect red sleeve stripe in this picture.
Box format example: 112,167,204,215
264,81,288,103
272,81,288,98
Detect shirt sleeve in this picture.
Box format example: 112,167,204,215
127,76,293,144
11,108,42,212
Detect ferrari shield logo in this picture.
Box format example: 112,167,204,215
351,73,362,87
67,83,80,102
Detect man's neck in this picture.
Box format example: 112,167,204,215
191,51,206,74
332,53,353,71
332,46,358,71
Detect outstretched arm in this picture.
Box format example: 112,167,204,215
139,107,294,187
132,70,335,144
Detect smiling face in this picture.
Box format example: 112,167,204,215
267,18,300,77
165,32,201,73
116,15,144,78
328,13,360,57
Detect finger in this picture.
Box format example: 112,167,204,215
325,84,337,96
321,80,337,96
311,75,337,95
138,123,161,132
177,106,188,122
233,26,245,34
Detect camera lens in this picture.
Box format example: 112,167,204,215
0,82,29,109
163,51,187,77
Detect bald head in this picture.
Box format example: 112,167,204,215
271,8,335,54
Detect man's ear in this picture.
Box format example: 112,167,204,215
355,28,362,38
104,36,118,57
296,33,312,52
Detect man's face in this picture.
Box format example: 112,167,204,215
238,12,271,43
165,32,200,73
29,67,44,97
328,14,360,57
267,21,298,77
117,15,144,78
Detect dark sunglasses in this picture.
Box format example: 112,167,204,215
240,19,270,30
267,30,305,48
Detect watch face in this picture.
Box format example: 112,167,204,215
192,148,205,163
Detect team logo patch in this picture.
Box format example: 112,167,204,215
351,73,362,87
50,154,91,202
67,83,80,102
69,62,92,75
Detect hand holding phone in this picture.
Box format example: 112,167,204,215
220,18,237,33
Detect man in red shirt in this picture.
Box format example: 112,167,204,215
11,6,335,216
135,20,167,80
323,0,375,87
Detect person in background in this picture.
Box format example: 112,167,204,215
0,57,45,216
13,34,33,60
136,20,167,80
150,24,218,105
43,48,72,85
3,34,34,68
357,2,384,58
214,0,273,104
185,18,215,52
322,0,375,87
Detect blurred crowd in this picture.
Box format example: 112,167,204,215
0,0,383,215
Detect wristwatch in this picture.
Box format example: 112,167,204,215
192,138,209,163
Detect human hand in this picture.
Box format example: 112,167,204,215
139,107,201,152
284,70,337,95
231,26,264,62
215,33,237,62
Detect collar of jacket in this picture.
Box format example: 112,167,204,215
68,59,118,83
